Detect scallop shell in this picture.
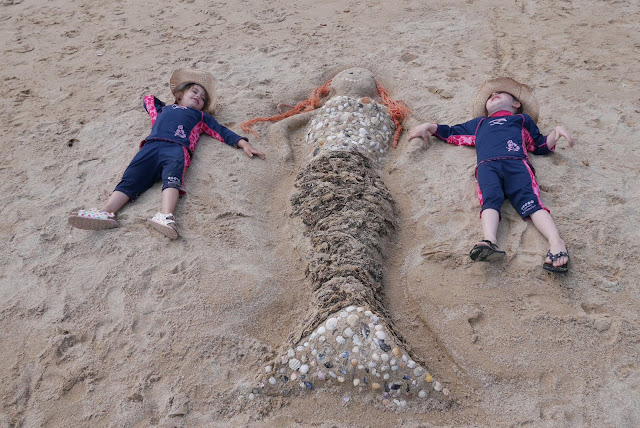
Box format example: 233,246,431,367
289,358,301,371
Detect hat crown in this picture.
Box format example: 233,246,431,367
473,77,539,121
170,68,217,112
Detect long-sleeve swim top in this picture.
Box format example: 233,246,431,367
140,95,247,155
433,111,554,166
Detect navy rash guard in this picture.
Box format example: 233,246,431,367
141,95,246,157
433,111,554,167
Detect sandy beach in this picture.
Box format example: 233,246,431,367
1,0,639,426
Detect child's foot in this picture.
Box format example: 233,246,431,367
148,212,178,239
543,240,569,273
68,208,118,230
469,240,506,261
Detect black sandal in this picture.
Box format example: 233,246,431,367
469,240,506,262
543,250,570,273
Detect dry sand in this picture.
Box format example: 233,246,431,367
1,0,639,426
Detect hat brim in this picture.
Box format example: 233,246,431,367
472,77,539,122
170,68,217,112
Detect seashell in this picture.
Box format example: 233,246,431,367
297,346,304,352
317,326,326,335
326,318,338,330
352,346,360,353
391,365,398,371
364,310,373,317
317,371,326,381
337,376,345,383
414,367,425,377
346,306,356,312
380,365,389,372
336,336,346,345
289,358,301,371
347,314,360,327
264,365,272,373
381,353,389,362
407,360,416,369
443,388,450,396
371,383,381,390
375,331,387,341
353,379,360,387
372,353,380,361
311,349,317,356
434,381,443,391
392,347,402,358
343,327,354,338
340,351,350,359
291,372,298,381
304,381,314,390
281,355,289,365
374,325,384,331
351,358,358,367
280,368,286,374
340,311,348,318
360,322,370,338
376,339,392,352
361,97,371,104
357,364,365,370
288,349,295,358
299,364,309,375
268,377,277,385
383,373,390,380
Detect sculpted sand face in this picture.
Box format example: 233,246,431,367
255,69,449,409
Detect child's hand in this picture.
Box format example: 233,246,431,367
408,123,437,142
238,139,266,159
547,126,575,149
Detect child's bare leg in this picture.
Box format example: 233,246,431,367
480,208,500,245
101,191,130,214
529,209,569,267
160,188,179,214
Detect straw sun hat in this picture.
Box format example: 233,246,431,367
472,77,539,122
170,68,217,112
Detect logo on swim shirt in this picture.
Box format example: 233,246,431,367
506,140,520,152
174,125,186,138
489,118,507,126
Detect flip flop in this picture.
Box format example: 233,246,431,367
148,212,179,239
68,208,118,230
469,240,506,262
543,250,570,273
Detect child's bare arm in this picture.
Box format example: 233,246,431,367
546,126,575,149
238,139,266,159
408,123,438,141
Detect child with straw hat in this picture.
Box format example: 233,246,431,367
69,68,264,239
409,77,574,273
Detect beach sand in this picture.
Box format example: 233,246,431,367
1,0,639,426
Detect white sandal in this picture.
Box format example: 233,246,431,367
68,208,118,230
148,212,178,239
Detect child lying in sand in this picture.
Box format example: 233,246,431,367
68,68,264,239
409,77,574,273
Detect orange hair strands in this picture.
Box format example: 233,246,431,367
375,81,411,148
241,80,333,135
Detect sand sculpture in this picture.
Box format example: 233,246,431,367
242,68,450,409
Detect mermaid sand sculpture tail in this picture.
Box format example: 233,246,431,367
243,68,450,408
